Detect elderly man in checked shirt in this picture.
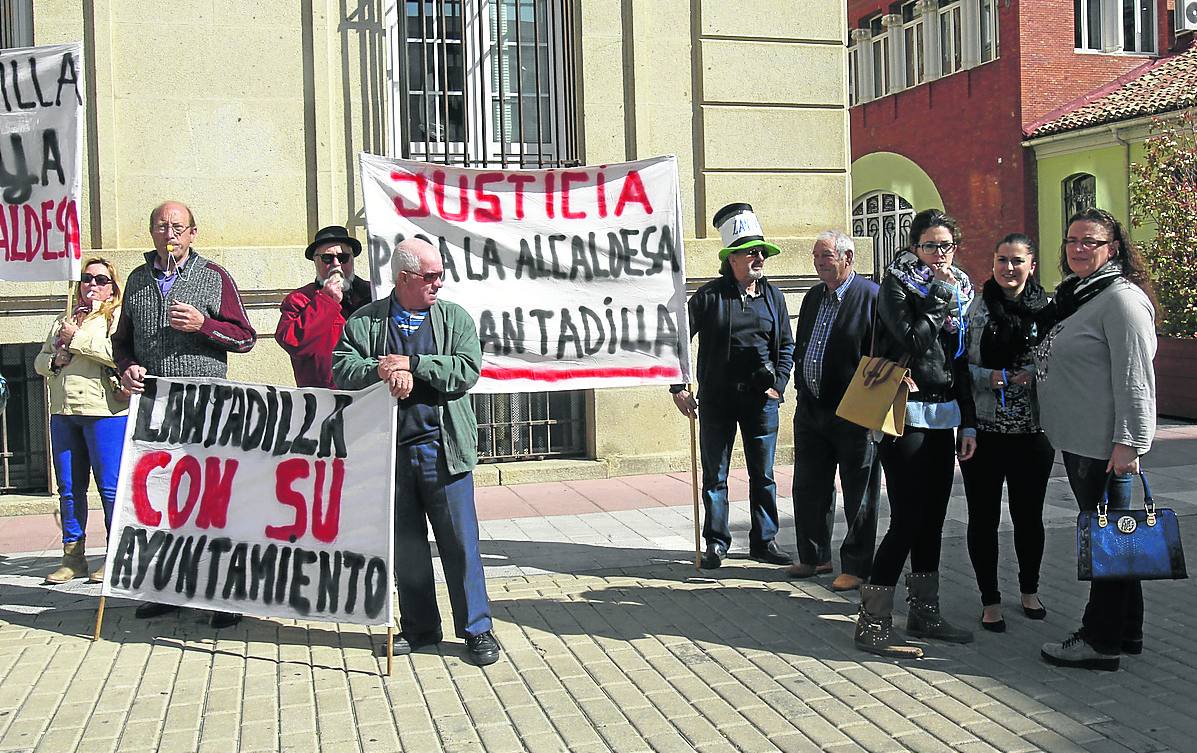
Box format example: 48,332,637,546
786,231,881,591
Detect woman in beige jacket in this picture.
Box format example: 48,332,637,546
34,258,130,584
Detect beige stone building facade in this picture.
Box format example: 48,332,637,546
0,1,856,492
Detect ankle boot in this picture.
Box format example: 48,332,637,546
905,572,973,644
46,540,88,584
855,584,924,658
88,565,105,584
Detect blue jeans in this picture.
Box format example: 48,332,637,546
393,440,492,639
1062,451,1141,652
698,392,780,552
51,414,127,544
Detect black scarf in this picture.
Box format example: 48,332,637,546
1039,260,1123,330
978,277,1049,369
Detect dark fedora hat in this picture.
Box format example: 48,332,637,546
304,225,363,260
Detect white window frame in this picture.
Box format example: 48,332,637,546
1075,0,1154,53
902,3,926,88
1074,0,1103,50
848,42,859,106
938,0,964,75
850,28,875,104
385,0,569,167
0,0,34,49
979,0,999,63
1121,0,1156,53
869,16,891,99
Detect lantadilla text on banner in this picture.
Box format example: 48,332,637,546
0,43,84,280
101,378,396,626
359,154,692,393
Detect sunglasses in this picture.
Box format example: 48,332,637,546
406,270,444,284
318,252,353,265
732,248,767,259
80,273,113,286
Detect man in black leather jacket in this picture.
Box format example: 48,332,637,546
671,204,795,569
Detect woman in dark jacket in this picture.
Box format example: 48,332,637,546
961,234,1053,632
855,209,978,658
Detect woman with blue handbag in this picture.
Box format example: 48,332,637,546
1035,208,1157,671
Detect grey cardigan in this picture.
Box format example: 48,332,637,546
1036,279,1156,458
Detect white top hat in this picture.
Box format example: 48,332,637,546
713,203,782,260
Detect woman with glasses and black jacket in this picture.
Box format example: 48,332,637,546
854,208,978,659
1035,208,1157,672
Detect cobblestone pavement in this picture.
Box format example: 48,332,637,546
0,426,1194,753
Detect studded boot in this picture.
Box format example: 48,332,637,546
46,540,88,584
855,584,924,658
905,571,973,644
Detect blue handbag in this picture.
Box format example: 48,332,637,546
1077,470,1188,581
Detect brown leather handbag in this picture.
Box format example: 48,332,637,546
835,308,910,436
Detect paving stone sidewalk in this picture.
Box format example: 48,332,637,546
0,427,1194,753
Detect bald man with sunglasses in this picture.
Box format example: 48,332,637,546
276,225,373,388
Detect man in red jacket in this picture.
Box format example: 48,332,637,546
276,225,373,388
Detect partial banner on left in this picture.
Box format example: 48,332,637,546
101,378,396,627
0,42,84,281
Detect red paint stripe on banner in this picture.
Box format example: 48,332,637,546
481,366,682,382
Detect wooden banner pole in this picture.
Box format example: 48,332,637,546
386,627,393,676
688,410,701,572
92,596,106,642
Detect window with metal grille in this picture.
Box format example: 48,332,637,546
853,191,915,276
1063,173,1097,234
383,0,588,462
0,0,33,49
0,344,49,493
385,0,580,168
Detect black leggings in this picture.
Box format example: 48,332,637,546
869,427,956,587
960,431,1054,605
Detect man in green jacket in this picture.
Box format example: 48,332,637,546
332,238,499,666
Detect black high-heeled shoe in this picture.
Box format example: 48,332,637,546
981,615,1007,633
1022,597,1047,620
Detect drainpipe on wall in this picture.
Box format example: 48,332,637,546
1110,125,1132,234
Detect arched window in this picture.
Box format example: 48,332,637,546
852,191,915,273
1063,173,1096,234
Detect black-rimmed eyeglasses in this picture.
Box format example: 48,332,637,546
319,252,353,265
913,241,957,254
1063,237,1112,251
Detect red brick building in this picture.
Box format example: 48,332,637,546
847,0,1184,280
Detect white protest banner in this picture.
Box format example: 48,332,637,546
0,42,84,281
101,378,395,626
359,154,691,393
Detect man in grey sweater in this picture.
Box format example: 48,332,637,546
112,200,256,629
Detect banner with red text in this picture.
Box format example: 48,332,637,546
101,378,395,626
359,154,691,393
0,42,84,281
